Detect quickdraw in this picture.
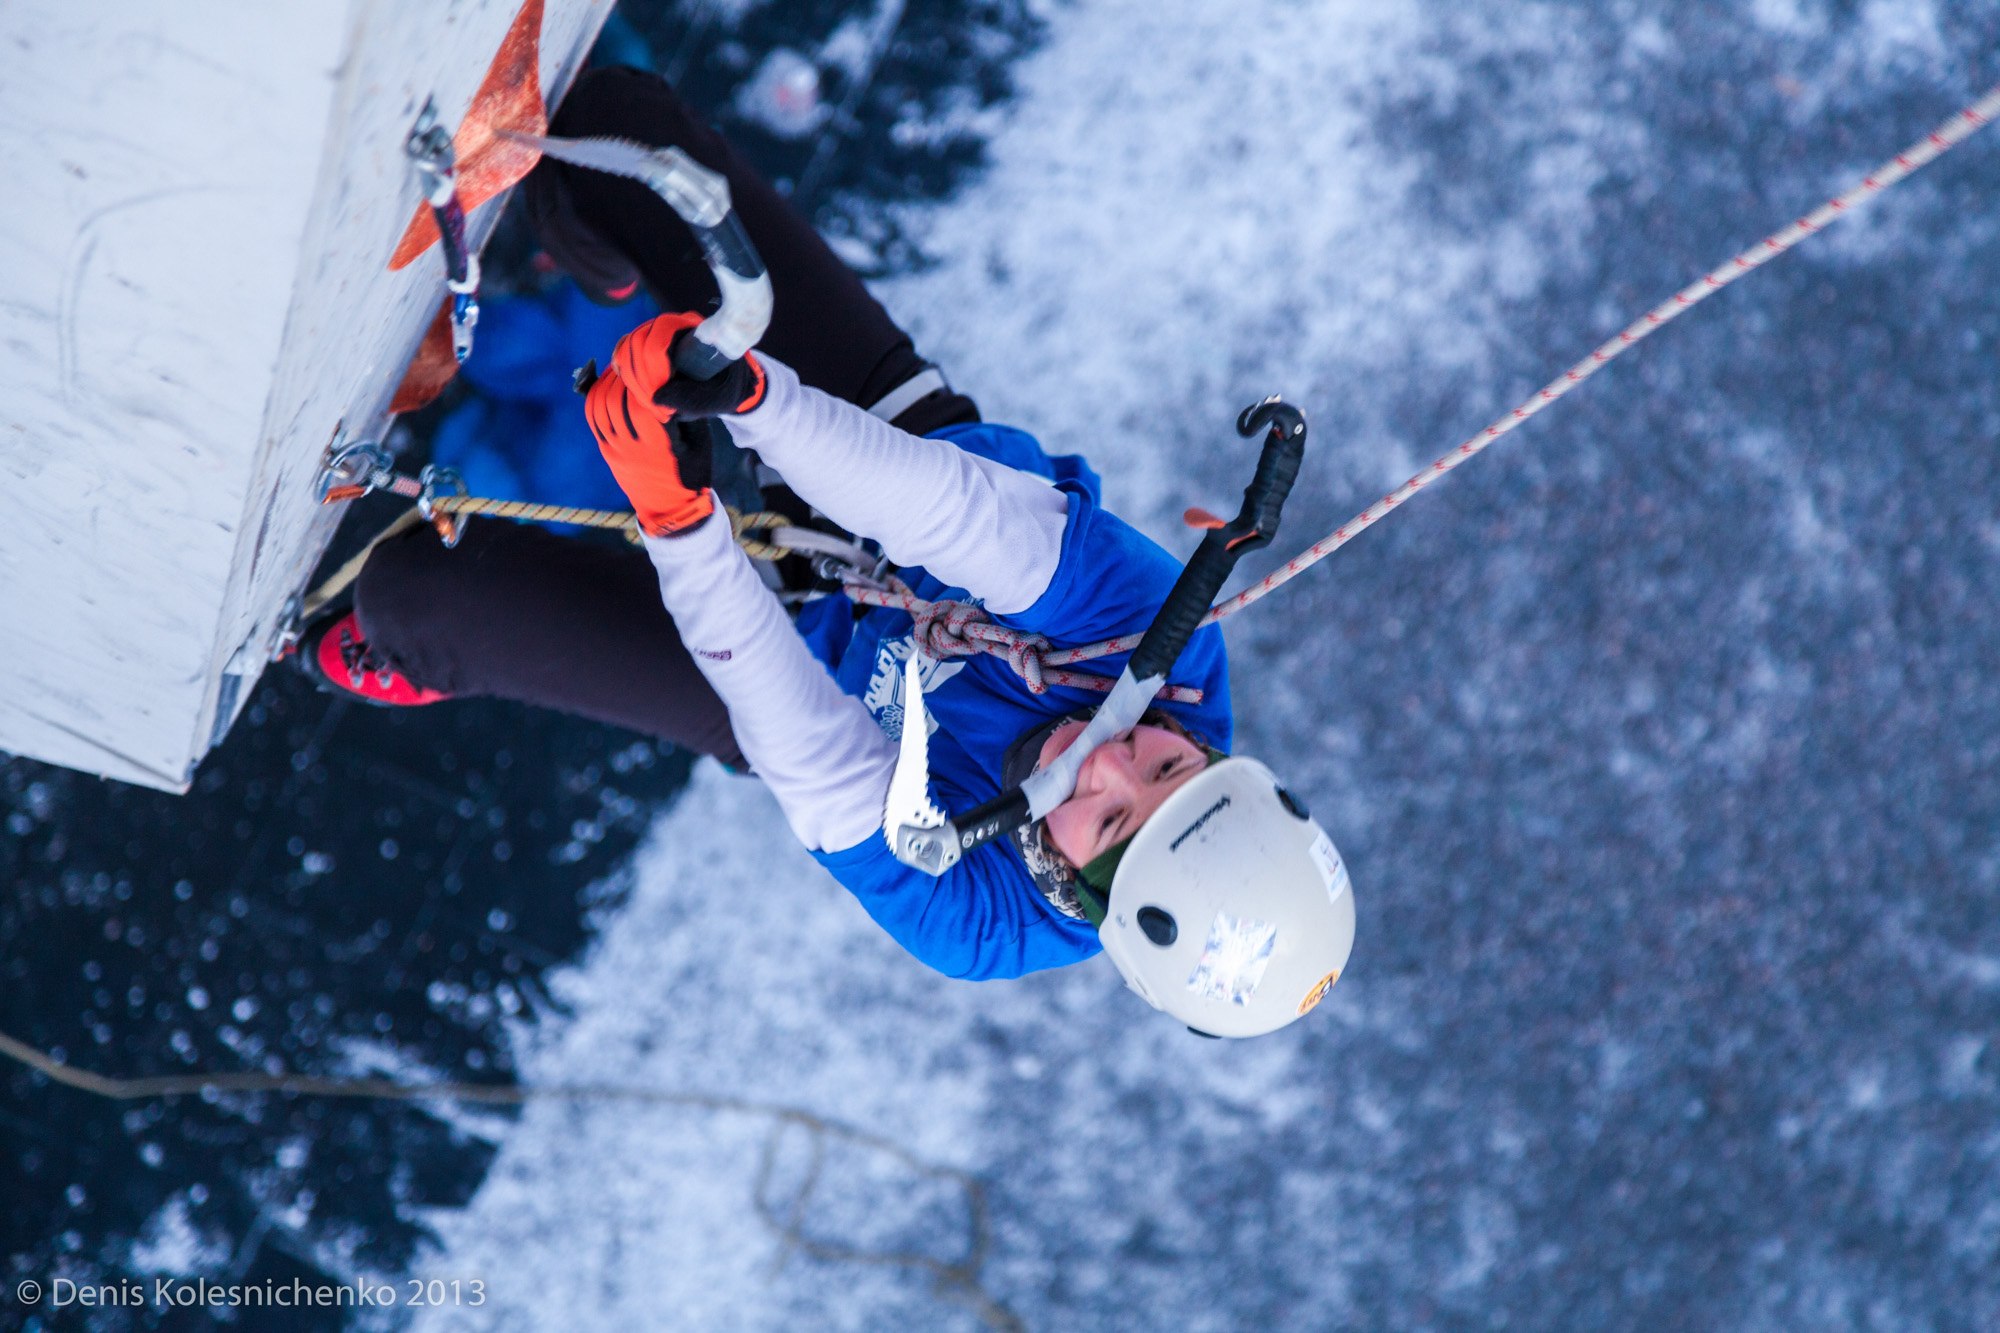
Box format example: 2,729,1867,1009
415,464,471,548
317,439,456,545
406,98,481,364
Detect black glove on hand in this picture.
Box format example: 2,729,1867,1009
611,312,768,422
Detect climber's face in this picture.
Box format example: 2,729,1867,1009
1037,721,1209,867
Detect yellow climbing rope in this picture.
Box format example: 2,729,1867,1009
304,495,805,622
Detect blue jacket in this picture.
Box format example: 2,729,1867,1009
792,422,1234,980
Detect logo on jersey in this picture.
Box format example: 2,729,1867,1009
863,636,965,740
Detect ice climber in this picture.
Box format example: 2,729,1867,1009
307,68,1354,1037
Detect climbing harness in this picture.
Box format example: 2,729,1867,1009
406,98,481,364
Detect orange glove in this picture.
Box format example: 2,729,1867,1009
582,363,716,536
612,311,768,421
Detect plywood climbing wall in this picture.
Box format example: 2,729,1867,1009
0,0,613,790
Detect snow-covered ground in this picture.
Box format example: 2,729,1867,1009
414,2,2000,1328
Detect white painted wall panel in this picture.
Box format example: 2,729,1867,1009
0,0,611,791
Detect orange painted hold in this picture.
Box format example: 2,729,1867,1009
1183,506,1227,530
389,297,461,415
388,0,549,272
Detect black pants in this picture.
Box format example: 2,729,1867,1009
357,68,975,766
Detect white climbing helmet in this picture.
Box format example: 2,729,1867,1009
1096,757,1356,1039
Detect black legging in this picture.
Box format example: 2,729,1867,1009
356,68,975,766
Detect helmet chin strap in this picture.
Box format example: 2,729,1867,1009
884,398,1308,875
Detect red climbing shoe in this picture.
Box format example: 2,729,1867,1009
302,611,451,707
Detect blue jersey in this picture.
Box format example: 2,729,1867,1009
790,422,1234,980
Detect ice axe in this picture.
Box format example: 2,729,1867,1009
885,398,1310,874
501,129,773,447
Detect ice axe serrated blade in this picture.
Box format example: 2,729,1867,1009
500,129,655,176
499,130,731,227
883,654,958,873
501,128,767,364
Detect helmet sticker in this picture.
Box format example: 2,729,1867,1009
1186,911,1277,1006
1297,969,1340,1017
1309,832,1348,904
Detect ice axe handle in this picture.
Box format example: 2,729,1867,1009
659,205,768,388
664,335,732,465
938,401,1305,861
951,788,1030,856
1127,399,1308,682
668,329,735,382
891,401,1305,871
662,213,763,384
658,218,766,459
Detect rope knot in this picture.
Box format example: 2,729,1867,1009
911,599,1054,693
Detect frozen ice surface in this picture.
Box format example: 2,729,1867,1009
128,1196,231,1277
417,1,2000,1328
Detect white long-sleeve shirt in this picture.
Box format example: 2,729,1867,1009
642,356,1070,852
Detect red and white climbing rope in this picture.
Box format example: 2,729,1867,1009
852,576,1205,702
1020,79,2000,668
